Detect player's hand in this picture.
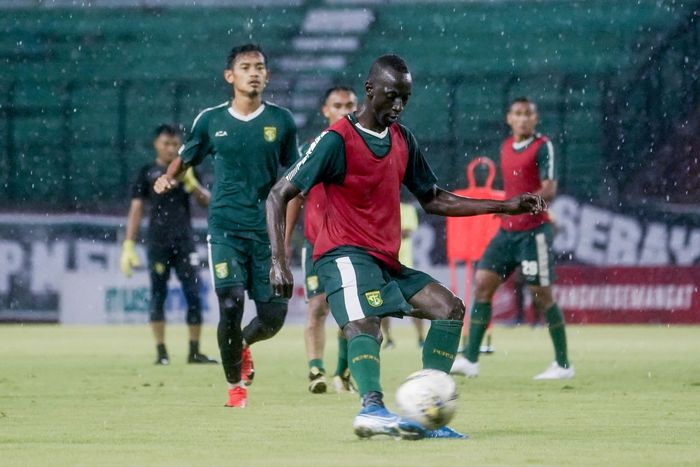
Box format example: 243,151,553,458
270,258,294,299
154,174,177,194
120,239,141,277
503,193,547,215
180,168,200,193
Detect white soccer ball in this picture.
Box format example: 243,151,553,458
395,369,458,430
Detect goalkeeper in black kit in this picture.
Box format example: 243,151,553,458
121,124,217,365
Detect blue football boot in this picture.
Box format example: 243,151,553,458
352,405,427,440
424,425,469,439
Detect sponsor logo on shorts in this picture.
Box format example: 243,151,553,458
306,275,319,292
365,290,383,307
215,262,229,279
263,126,277,142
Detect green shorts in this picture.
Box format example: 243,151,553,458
315,246,436,328
207,232,286,303
478,223,556,286
302,239,324,300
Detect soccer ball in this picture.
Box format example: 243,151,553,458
395,369,458,430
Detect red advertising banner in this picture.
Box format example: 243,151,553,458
492,266,700,324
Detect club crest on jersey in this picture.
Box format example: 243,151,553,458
153,262,166,275
365,290,383,308
215,262,229,279
263,126,277,142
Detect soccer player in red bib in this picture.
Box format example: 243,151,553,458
300,86,358,394
266,55,545,439
452,97,574,380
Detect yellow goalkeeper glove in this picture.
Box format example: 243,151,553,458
120,239,141,277
181,167,201,194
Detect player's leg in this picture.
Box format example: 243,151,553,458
238,238,288,385
243,300,287,345
332,326,354,393
173,245,216,364
316,252,423,439
523,224,573,379
406,281,465,373
305,293,329,393
242,238,288,345
380,318,395,349
453,230,515,376
397,270,468,439
148,245,171,365
464,270,502,361
529,285,572,379
208,235,249,406
302,240,329,393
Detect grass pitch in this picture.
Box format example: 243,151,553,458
1,324,699,466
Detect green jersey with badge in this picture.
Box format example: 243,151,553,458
179,101,299,240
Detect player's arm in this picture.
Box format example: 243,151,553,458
154,156,187,194
401,127,544,216
120,198,144,277
155,112,212,194
267,131,345,298
284,196,303,261
267,179,303,298
125,198,144,242
417,187,544,217
535,139,557,202
121,170,147,277
276,128,304,262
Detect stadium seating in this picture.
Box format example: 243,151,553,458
0,1,693,208
332,0,691,198
0,6,304,209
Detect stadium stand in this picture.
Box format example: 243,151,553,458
0,0,695,210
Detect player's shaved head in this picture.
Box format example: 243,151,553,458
367,54,410,81
359,54,412,128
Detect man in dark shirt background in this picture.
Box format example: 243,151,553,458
121,124,216,365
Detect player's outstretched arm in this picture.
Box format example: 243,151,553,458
416,186,546,217
121,199,143,277
266,178,303,298
154,156,187,194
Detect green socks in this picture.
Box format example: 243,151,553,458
422,320,463,373
334,332,349,376
464,302,492,362
348,334,382,396
308,358,325,372
545,303,570,368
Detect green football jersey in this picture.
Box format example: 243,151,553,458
180,101,299,239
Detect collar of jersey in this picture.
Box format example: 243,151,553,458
511,135,535,151
227,103,266,122
348,114,389,139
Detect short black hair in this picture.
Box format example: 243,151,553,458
368,54,410,79
226,43,267,69
509,97,536,111
153,124,182,139
322,85,355,104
